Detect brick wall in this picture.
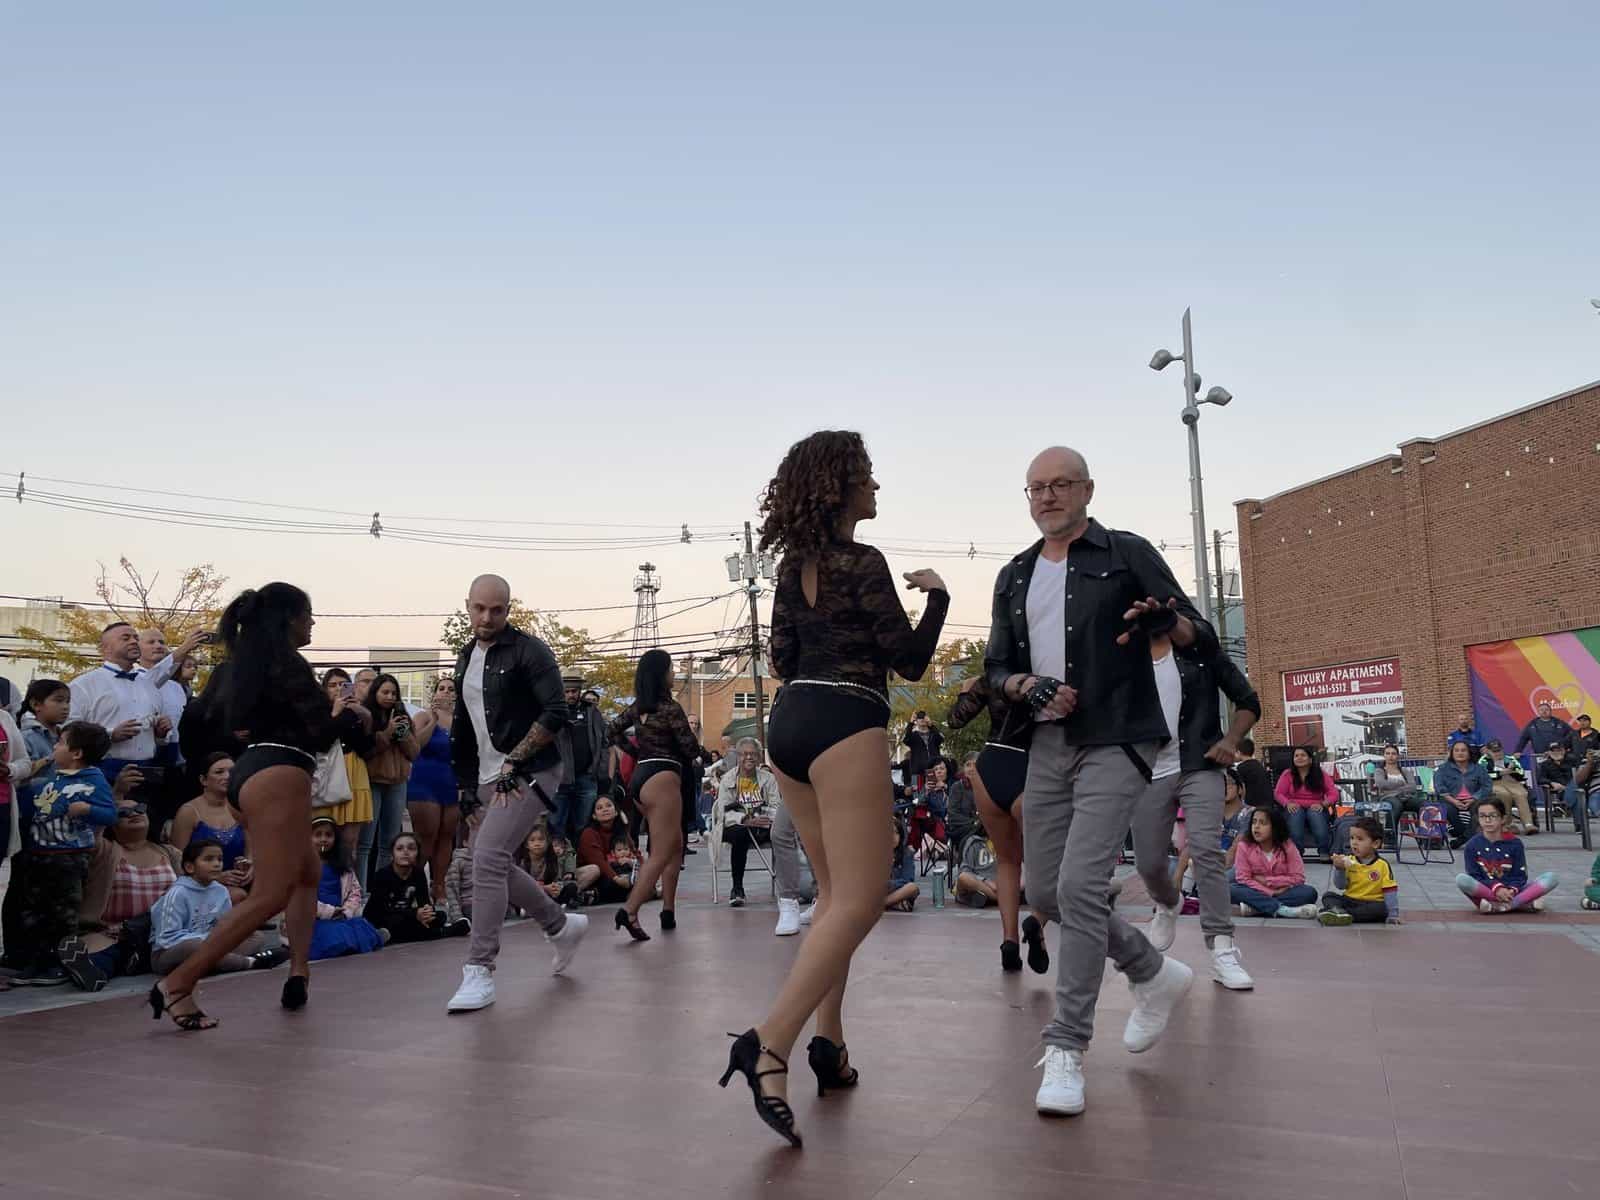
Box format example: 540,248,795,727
1237,380,1600,752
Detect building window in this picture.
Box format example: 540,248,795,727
734,692,757,711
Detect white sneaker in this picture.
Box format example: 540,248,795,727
1236,902,1256,918
1034,1046,1086,1115
1209,936,1254,990
1478,899,1495,914
798,902,816,926
447,964,495,1013
774,898,801,936
1123,956,1194,1053
1294,903,1319,919
548,913,588,976
1530,897,1546,912
1147,902,1180,952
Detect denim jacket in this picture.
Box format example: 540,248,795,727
1433,760,1492,802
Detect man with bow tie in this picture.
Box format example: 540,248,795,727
68,622,208,787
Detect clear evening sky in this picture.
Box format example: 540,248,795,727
4,3,1598,660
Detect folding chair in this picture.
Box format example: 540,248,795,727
707,794,777,903
1395,802,1454,865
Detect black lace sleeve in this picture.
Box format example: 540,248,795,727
945,678,988,731
770,582,799,683
858,548,949,681
606,703,639,749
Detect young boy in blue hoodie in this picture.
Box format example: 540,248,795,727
19,721,118,985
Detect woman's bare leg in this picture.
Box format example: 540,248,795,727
754,730,892,1102
573,864,602,889
160,765,312,1014
973,777,1024,943
283,843,319,979
408,801,440,886
625,773,682,917
431,806,460,905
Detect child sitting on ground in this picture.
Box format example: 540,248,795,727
19,721,119,987
1319,817,1401,926
1582,852,1600,911
1231,804,1319,918
365,832,469,942
149,839,283,975
1456,798,1559,913
885,815,920,912
307,816,387,959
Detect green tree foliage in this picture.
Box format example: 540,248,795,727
888,637,989,764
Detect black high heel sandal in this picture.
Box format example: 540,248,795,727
806,1035,860,1097
660,910,676,932
719,1029,802,1148
281,975,309,1011
615,908,651,942
148,983,219,1032
1021,914,1051,975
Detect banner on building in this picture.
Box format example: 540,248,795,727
1466,626,1600,747
1281,657,1405,755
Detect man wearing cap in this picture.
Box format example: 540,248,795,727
553,672,608,842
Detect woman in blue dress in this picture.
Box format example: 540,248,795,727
406,675,459,915
171,753,254,903
308,816,386,960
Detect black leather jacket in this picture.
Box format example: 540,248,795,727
1173,642,1260,772
451,626,568,787
983,521,1215,748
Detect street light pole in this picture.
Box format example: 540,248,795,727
1150,307,1233,625
1179,309,1212,622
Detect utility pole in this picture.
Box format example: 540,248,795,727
743,521,767,752
1213,529,1228,645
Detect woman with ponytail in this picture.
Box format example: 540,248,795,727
149,583,339,1031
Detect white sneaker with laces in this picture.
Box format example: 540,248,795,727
774,898,801,936
1147,902,1180,952
1034,1046,1086,1115
447,964,495,1013
1478,899,1495,914
798,902,816,926
1236,902,1257,917
1123,955,1194,1053
548,913,588,976
1209,936,1254,990
1294,903,1320,919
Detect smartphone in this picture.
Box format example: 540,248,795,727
340,682,355,700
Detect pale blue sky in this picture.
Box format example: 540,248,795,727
4,2,1598,659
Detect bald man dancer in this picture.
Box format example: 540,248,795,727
446,574,588,1013
984,446,1216,1115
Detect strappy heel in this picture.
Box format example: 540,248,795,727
615,908,650,942
807,1035,860,1097
148,983,218,1032
719,1029,802,1148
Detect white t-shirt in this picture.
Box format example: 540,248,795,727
462,642,507,786
1025,554,1070,720
1151,650,1182,781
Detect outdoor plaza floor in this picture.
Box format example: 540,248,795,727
3,833,1598,1200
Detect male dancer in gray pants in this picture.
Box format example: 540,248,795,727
1127,629,1259,990
446,574,588,1013
985,446,1214,1116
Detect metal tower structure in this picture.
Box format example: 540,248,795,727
630,562,661,659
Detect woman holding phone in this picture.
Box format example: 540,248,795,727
318,669,375,876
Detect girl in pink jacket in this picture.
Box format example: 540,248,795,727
1230,806,1319,918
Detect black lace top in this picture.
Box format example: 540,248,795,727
607,697,710,766
770,541,949,692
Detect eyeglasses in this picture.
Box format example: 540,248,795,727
1023,478,1089,500
117,803,147,817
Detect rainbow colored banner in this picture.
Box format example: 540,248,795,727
1466,626,1600,745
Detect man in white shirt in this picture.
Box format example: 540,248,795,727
69,622,207,785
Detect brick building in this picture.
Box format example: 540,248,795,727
1235,379,1600,756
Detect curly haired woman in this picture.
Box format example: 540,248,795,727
718,430,948,1149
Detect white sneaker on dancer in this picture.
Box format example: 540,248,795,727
1147,902,1180,952
774,898,801,936
798,902,816,926
1123,956,1194,1053
1209,936,1254,990
1034,1046,1086,1115
549,913,588,976
447,964,495,1013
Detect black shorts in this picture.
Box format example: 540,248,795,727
976,743,1028,813
631,759,682,800
230,744,316,807
767,683,889,784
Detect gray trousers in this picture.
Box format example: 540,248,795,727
1024,727,1164,1052
1131,768,1234,945
771,802,802,901
467,765,567,969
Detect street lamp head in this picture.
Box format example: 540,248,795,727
1590,298,1600,311
1149,349,1177,371
1203,385,1233,407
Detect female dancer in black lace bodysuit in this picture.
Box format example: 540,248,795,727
720,430,948,1148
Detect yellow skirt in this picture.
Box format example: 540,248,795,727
327,752,374,825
